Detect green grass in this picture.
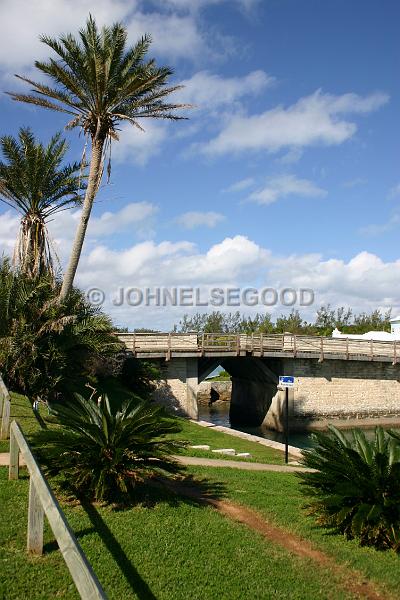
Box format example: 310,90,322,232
0,468,354,600
186,466,400,599
0,469,78,600
0,392,43,452
1,395,398,599
171,418,286,464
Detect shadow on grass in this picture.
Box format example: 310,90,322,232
74,476,226,600
80,500,158,600
40,475,224,599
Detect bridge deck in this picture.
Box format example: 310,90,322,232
116,332,400,364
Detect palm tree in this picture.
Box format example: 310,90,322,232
0,128,83,278
8,16,189,301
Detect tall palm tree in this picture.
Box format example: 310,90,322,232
0,128,83,278
8,16,189,301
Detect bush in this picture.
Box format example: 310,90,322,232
0,258,122,402
298,425,400,551
35,393,184,502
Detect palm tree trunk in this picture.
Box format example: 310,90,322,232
59,137,104,301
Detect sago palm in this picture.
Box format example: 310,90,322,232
8,15,189,300
34,392,183,501
298,425,400,551
0,128,83,277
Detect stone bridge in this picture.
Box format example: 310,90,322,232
116,332,400,431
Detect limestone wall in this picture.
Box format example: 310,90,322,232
282,358,400,429
152,357,198,419
197,380,232,404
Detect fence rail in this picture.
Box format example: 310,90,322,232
0,374,11,439
116,332,400,364
9,420,107,600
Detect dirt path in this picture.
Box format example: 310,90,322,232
170,480,389,600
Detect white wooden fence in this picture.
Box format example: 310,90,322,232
0,374,11,439
9,420,107,600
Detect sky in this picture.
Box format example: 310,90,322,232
0,0,399,330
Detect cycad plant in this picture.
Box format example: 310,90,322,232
35,393,183,501
9,16,188,300
0,128,83,278
298,425,400,551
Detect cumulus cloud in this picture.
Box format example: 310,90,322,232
0,0,133,71
175,211,225,229
112,121,169,166
0,0,233,74
247,174,327,205
199,89,389,157
177,70,275,109
78,240,400,328
1,205,399,328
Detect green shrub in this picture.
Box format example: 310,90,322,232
35,393,184,502
0,258,121,402
298,425,400,551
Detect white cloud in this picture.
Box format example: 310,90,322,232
151,0,259,13
177,70,275,109
223,177,255,193
199,89,389,157
0,0,230,75
176,211,225,229
1,206,399,328
112,121,169,166
342,177,367,188
0,0,134,70
248,174,327,205
360,214,400,237
0,210,19,254
126,11,206,61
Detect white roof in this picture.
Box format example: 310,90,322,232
390,316,400,322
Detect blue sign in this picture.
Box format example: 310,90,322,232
279,375,295,388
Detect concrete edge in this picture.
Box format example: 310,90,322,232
189,419,304,459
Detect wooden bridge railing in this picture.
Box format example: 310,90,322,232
116,332,400,364
9,421,107,600
0,374,11,439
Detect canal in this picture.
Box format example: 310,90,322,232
197,401,399,450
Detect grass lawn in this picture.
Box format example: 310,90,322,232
0,392,43,452
1,467,354,600
172,418,285,464
1,394,399,599
187,466,400,599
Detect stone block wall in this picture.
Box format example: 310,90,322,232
197,380,232,404
283,358,400,429
152,357,198,419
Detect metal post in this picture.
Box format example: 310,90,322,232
284,387,289,464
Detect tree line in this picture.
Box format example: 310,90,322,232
174,306,393,336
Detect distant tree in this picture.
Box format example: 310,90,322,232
275,309,307,334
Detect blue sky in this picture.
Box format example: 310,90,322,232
0,0,399,329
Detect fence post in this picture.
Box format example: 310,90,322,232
27,477,44,555
0,394,11,439
9,426,19,480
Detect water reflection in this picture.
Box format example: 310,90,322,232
198,402,314,449
198,402,400,450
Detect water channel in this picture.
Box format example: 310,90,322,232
197,401,399,449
